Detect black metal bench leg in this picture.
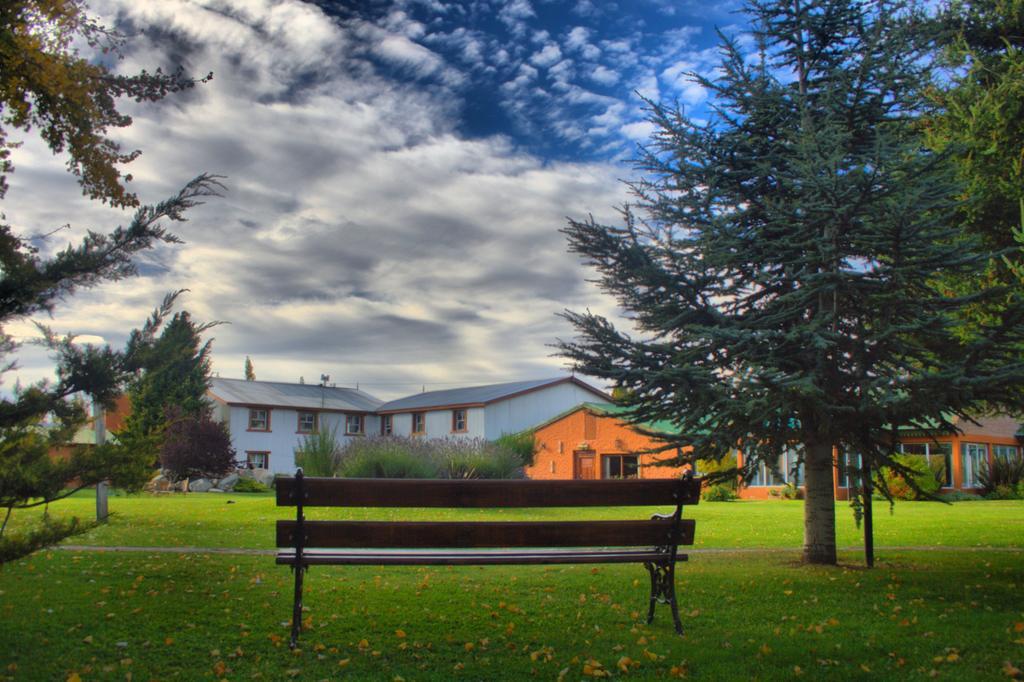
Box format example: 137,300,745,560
644,561,659,625
643,560,683,636
289,564,305,649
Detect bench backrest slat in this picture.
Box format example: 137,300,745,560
276,519,696,549
276,477,700,508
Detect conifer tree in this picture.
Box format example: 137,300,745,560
119,292,221,454
558,0,1024,564
244,356,255,381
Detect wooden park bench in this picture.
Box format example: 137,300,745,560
276,470,700,648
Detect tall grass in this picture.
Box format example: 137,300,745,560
294,425,343,477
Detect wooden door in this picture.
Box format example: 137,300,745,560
574,451,596,480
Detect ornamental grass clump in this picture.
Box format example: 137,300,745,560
978,455,1024,499
294,425,344,477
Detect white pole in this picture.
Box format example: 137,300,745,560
94,401,109,522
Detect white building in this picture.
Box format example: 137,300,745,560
207,376,610,475
207,378,382,474
375,377,610,440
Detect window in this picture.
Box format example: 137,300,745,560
412,412,425,435
248,408,269,431
900,442,953,487
452,409,467,433
749,454,786,485
345,414,364,435
246,451,269,469
603,454,639,479
962,443,988,487
297,411,317,433
584,412,597,440
838,451,862,489
381,414,393,436
994,445,1019,462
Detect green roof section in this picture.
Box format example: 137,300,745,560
581,402,684,437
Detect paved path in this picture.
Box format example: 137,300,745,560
57,544,1022,556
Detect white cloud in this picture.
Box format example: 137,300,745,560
4,0,636,398
530,43,563,68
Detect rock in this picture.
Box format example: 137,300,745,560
209,488,224,493
252,469,275,488
189,478,212,493
144,473,168,493
218,473,240,491
239,468,255,480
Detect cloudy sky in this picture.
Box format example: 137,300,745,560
5,0,743,399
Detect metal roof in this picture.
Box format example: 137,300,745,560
208,378,383,412
376,376,607,413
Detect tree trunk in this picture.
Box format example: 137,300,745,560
802,440,837,564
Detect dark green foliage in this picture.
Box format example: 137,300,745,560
978,453,1024,496
556,0,1024,564
119,291,222,456
158,408,237,483
232,478,270,493
0,514,95,564
925,0,1024,252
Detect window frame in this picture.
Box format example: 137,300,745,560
247,408,270,432
296,411,318,434
245,451,269,469
899,442,953,487
993,444,1019,462
345,413,364,436
961,442,988,488
602,453,639,479
381,414,393,436
452,408,467,433
411,412,426,435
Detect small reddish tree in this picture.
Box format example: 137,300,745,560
158,408,237,482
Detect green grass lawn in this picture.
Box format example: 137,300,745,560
1,493,1022,679
1,549,1021,680
4,489,1023,550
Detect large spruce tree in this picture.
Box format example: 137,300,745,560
119,292,221,453
558,0,1024,564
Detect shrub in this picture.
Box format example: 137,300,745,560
701,484,737,502
978,455,1024,496
776,482,803,500
232,478,269,493
337,438,437,479
294,425,343,477
159,409,237,482
985,484,1021,500
335,436,528,479
434,439,525,480
493,431,536,467
699,452,739,489
882,454,941,500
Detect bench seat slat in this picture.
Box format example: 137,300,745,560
277,519,695,549
276,477,701,508
277,548,689,566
